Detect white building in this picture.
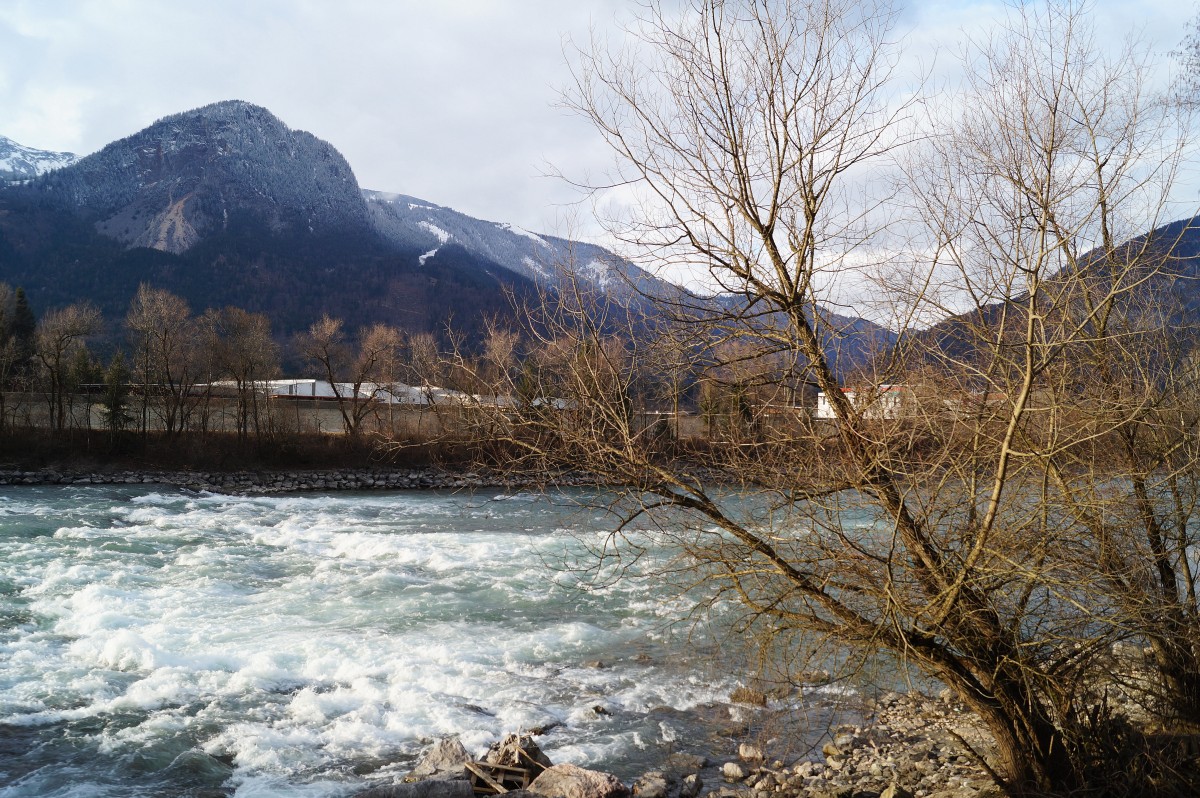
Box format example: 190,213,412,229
266,380,438,405
200,379,432,405
198,379,524,408
815,384,911,420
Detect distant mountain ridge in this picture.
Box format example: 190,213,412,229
911,214,1200,371
0,135,77,182
365,190,664,299
7,100,669,298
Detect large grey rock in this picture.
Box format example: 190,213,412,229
529,764,630,798
632,771,669,798
355,779,474,798
411,737,472,779
662,753,706,775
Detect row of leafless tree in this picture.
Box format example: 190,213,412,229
121,288,441,442
0,288,285,440
0,281,526,444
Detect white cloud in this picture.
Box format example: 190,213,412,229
0,0,625,236
0,0,1195,251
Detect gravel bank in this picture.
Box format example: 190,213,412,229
701,691,1000,798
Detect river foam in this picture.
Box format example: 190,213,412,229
0,486,732,797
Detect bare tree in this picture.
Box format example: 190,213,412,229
468,1,1200,794
480,320,520,404
357,322,405,425
126,285,203,436
35,302,101,431
402,332,443,404
1176,12,1200,109
903,0,1200,735
296,315,403,437
208,307,278,442
0,284,25,431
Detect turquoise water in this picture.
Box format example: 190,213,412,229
0,486,794,797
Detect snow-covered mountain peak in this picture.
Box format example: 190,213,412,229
0,135,78,181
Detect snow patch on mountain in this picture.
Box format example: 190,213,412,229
363,187,674,299
497,221,552,249
418,221,451,244
581,259,614,290
419,248,439,265
523,256,552,280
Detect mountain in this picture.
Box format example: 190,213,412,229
0,135,77,182
8,101,670,297
0,100,691,344
0,101,539,338
0,100,893,373
24,100,371,254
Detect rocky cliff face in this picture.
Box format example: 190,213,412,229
25,100,370,254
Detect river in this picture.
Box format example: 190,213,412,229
0,485,857,797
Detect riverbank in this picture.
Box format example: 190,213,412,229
368,690,1001,798
0,465,565,493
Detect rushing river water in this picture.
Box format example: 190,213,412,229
0,485,855,798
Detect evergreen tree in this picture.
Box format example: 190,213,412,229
11,288,35,375
100,352,133,435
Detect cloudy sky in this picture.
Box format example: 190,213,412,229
0,0,1195,242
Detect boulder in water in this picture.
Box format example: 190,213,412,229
631,771,669,798
662,753,706,776
411,737,472,779
737,743,764,763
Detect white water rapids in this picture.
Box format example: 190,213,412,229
0,486,769,797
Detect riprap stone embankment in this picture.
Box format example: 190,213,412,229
0,467,579,493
